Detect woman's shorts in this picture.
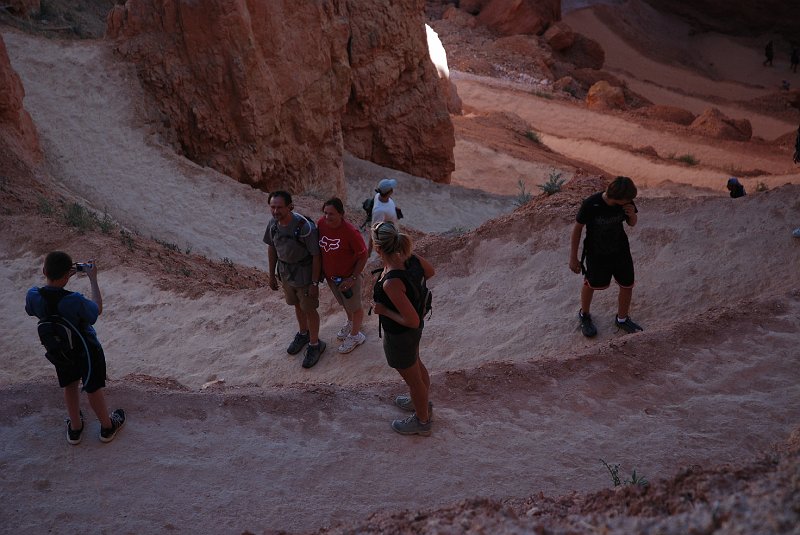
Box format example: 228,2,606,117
383,328,422,370
326,276,363,313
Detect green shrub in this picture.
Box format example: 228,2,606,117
538,170,565,195
98,208,114,234
524,130,540,143
513,179,533,207
63,202,95,232
676,154,698,166
600,459,649,488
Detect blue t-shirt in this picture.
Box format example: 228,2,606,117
25,286,102,348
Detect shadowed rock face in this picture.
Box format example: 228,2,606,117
0,34,40,161
642,0,795,40
107,0,454,195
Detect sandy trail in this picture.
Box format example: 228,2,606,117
453,75,800,190
2,8,800,534
3,292,800,532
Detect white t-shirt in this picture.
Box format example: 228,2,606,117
371,193,398,225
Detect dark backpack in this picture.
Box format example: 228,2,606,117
360,197,404,230
269,212,315,245
404,255,432,321
36,288,92,381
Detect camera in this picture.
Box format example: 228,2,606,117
332,277,353,299
75,262,91,273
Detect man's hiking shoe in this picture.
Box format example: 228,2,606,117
302,340,326,369
287,331,310,355
391,414,432,436
99,409,125,443
338,332,365,354
578,311,597,338
394,395,434,419
66,410,85,445
615,316,644,334
336,321,353,340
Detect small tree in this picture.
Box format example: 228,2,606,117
538,170,565,195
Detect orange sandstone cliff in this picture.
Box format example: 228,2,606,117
107,0,454,196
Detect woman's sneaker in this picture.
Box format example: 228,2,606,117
394,395,433,419
100,409,126,443
391,414,432,436
336,321,353,340
338,332,366,353
66,410,85,445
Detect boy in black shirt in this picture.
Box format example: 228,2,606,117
569,176,643,337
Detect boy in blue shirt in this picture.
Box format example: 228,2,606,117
26,251,125,444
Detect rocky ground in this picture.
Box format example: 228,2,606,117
1,1,799,534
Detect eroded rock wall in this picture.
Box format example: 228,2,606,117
107,0,454,195
0,34,40,162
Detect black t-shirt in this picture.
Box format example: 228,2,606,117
373,269,420,334
576,192,636,256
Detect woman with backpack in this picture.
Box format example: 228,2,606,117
371,221,435,436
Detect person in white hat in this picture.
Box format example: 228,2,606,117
368,178,400,256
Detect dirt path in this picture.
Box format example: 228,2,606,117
3,292,800,533
3,12,800,535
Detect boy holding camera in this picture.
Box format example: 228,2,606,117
25,251,125,444
569,176,644,337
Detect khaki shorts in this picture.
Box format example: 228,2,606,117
326,276,363,314
281,280,319,312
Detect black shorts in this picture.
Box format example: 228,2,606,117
383,328,422,370
585,251,634,289
54,343,107,393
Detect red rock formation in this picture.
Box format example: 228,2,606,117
7,0,39,17
477,0,560,36
0,34,40,162
107,0,454,194
543,21,574,51
586,80,625,110
690,108,752,141
342,1,454,183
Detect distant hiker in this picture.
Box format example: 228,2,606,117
317,198,368,354
793,125,800,164
371,221,435,436
791,48,799,73
727,177,746,198
264,190,326,369
569,176,643,337
764,40,774,66
366,178,401,256
25,251,125,445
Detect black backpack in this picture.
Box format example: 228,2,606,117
404,255,432,321
360,197,404,230
36,288,92,381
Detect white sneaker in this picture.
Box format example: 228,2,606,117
336,321,353,340
338,332,366,353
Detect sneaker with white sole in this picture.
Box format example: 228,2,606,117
336,321,353,340
391,413,432,436
99,409,125,443
66,410,85,445
394,395,433,419
338,332,366,353
615,315,643,334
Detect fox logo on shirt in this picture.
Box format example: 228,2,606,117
319,236,341,252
